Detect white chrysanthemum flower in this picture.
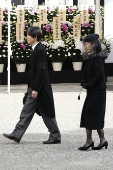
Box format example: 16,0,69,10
101,42,106,50
41,41,49,47
74,38,83,51
17,40,23,43
63,21,72,27
51,40,65,49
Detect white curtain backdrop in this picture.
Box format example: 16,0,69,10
25,0,38,6
104,0,113,63
50,0,65,6
78,0,94,5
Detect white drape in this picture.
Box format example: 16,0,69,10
104,0,113,63
78,0,94,5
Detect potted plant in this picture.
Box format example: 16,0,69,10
47,40,67,71
0,43,7,73
67,38,83,70
11,40,31,72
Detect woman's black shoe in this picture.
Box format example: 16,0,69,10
78,142,94,150
93,141,108,150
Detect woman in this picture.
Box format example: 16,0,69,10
78,34,108,150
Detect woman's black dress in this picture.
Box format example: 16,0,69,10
80,54,106,130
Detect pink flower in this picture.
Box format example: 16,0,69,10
82,22,91,27
17,40,23,43
29,9,37,15
67,8,73,13
4,9,8,13
65,21,72,27
47,7,51,13
88,8,93,13
2,22,6,26
43,25,51,32
24,23,28,26
20,43,26,50
61,24,69,32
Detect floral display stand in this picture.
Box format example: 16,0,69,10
0,64,4,73
72,62,83,71
52,62,63,71
16,63,26,72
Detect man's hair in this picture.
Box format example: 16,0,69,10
27,26,42,41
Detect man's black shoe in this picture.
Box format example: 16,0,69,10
3,133,20,143
43,139,61,144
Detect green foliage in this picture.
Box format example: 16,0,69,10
0,42,8,64
11,40,32,64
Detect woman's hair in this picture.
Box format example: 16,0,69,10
84,34,102,53
27,26,42,41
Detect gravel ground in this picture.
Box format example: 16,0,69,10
0,87,113,170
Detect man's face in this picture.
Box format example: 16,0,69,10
27,35,37,45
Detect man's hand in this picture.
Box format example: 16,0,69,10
32,91,38,98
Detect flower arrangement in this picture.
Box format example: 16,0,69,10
61,21,73,43
47,40,67,62
47,7,58,22
25,8,39,23
42,23,53,41
100,38,111,60
61,21,72,33
2,22,8,42
3,8,8,22
11,40,32,64
0,42,8,64
66,6,80,22
67,38,83,62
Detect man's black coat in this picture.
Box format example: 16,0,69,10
28,42,55,118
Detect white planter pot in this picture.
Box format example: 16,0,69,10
52,62,63,71
0,64,4,73
72,62,83,71
16,64,26,72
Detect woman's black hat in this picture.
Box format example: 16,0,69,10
84,34,102,53
84,34,99,43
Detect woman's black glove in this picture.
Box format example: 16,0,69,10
80,80,86,86
82,83,89,89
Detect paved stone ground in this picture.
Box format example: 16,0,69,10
0,76,113,170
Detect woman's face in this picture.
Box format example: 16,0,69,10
84,42,95,54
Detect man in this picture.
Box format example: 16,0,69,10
3,26,61,144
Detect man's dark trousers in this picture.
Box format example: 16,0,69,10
12,88,61,142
